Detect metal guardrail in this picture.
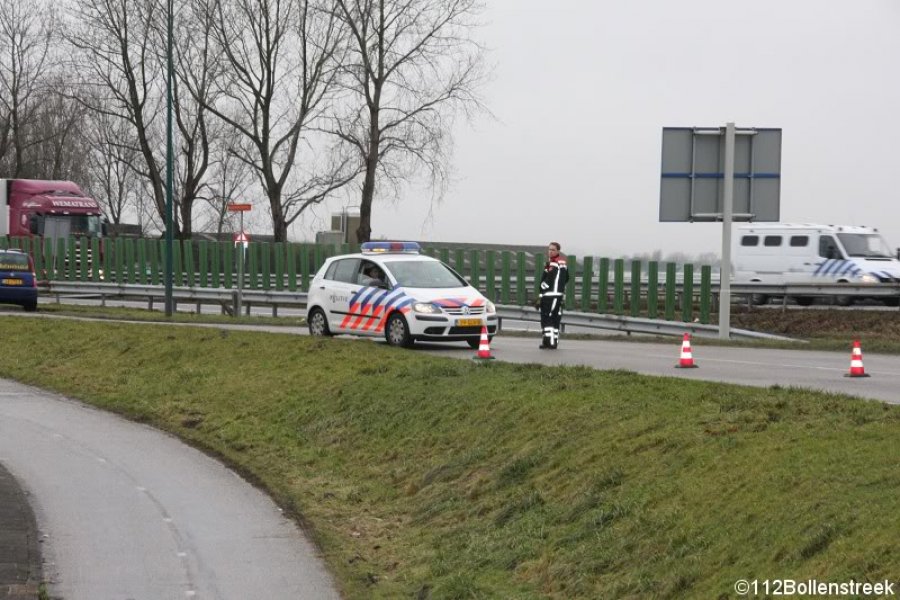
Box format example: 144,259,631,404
43,281,796,340
494,305,793,341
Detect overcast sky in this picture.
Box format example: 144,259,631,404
308,0,900,260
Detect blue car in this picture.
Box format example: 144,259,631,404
0,249,37,311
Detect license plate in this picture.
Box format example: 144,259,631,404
1,278,22,286
457,318,482,327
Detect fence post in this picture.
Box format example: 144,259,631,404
630,259,642,318
700,265,712,324
682,263,694,322
275,242,286,291
581,256,593,312
301,245,311,291
613,258,624,315
198,241,209,287
454,249,465,277
597,257,609,313
90,238,101,281
469,249,480,290
665,262,676,320
210,241,221,288
79,236,90,281
533,253,543,301
486,250,496,301
516,251,527,306
173,240,184,287
223,242,234,289
566,255,577,309
647,261,659,319
287,243,297,291
501,251,511,304
43,238,54,280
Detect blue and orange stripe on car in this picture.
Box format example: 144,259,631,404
341,287,414,333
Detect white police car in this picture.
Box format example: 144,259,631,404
306,241,498,347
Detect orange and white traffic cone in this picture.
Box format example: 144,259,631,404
675,332,698,368
473,325,495,361
844,340,870,378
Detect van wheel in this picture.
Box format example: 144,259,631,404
883,297,899,307
834,296,853,307
749,294,769,306
385,313,414,347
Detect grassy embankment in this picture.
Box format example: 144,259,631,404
0,315,898,599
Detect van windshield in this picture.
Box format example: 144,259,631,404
837,233,893,258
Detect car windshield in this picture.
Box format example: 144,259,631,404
837,233,893,258
0,253,29,271
385,260,467,288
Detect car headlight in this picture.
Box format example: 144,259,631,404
412,302,441,314
860,273,879,283
485,300,496,314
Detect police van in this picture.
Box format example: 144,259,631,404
733,223,900,306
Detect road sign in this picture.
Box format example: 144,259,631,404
660,127,781,222
227,203,252,212
234,231,250,244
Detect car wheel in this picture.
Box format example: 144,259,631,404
385,313,413,348
307,307,332,337
23,301,37,312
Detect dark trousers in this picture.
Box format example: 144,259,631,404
540,296,563,348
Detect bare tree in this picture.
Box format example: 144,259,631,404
333,0,488,243
195,126,255,237
65,0,220,239
0,0,57,176
201,0,356,241
28,78,92,181
83,103,144,224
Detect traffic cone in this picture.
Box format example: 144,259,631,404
675,333,698,368
844,340,870,378
473,325,495,361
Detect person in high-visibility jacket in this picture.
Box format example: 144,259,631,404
538,241,568,349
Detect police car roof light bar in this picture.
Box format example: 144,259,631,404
361,241,421,254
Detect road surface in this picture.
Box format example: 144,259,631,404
0,378,339,600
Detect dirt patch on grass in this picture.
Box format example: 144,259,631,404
730,306,900,340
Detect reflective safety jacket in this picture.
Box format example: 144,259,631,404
539,255,568,298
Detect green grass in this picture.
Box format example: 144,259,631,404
1,317,899,599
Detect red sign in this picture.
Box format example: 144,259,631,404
227,203,252,212
234,231,250,244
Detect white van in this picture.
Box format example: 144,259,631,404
733,223,900,306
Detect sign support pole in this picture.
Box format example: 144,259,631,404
719,122,735,340
236,211,244,318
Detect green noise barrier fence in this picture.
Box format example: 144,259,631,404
0,236,714,324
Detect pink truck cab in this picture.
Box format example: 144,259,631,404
0,179,104,240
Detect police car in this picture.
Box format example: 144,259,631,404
306,241,498,347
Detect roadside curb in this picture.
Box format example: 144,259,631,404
0,463,41,600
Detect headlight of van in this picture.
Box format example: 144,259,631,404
485,300,496,314
412,302,441,314
860,273,879,283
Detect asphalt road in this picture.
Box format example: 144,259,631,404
417,336,900,404
0,379,339,600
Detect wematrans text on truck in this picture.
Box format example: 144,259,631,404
733,222,900,306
